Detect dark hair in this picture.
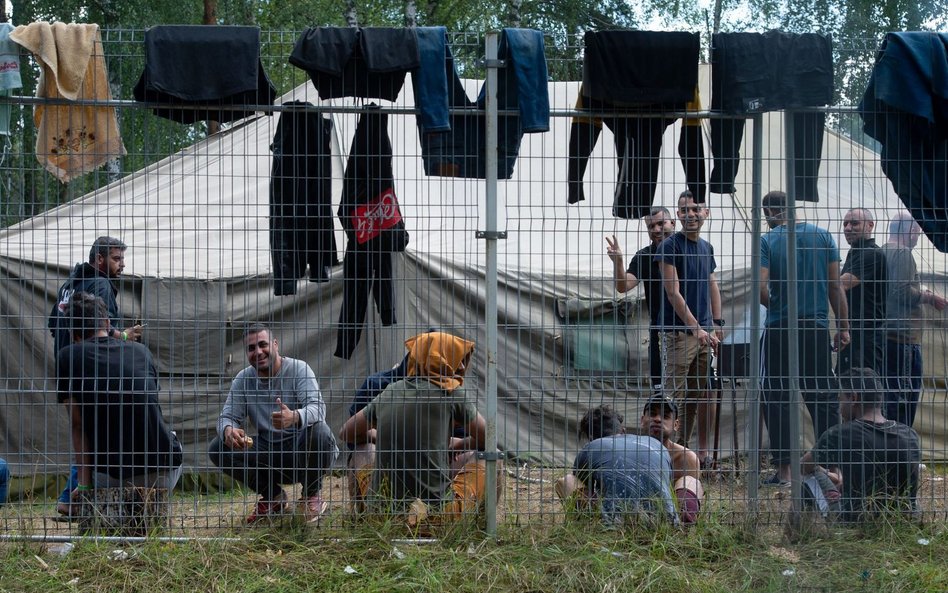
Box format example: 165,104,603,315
65,291,109,340
244,323,273,339
838,368,885,408
88,236,126,264
579,405,624,441
762,190,787,210
648,206,671,218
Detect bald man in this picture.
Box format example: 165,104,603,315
839,208,888,374
881,212,948,426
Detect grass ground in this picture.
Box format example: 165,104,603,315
1,462,947,592
0,514,946,592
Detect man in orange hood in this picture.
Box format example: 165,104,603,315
340,331,490,517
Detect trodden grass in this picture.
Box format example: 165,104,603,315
0,512,946,593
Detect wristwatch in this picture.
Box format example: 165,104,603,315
712,319,725,327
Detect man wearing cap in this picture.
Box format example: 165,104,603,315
554,404,683,526
639,394,704,524
340,331,492,519
759,190,848,486
49,236,145,518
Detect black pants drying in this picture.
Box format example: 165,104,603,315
269,102,338,296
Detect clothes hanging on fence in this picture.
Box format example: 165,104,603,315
859,32,948,252
289,27,419,101
269,101,339,296
133,25,276,124
10,22,126,183
414,27,549,179
567,31,702,219
0,23,22,136
334,107,409,359
709,31,833,199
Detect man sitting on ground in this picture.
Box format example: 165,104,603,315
801,367,921,522
639,394,704,524
339,331,492,519
208,324,339,523
57,292,183,503
555,405,679,526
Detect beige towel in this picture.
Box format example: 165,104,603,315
10,22,126,183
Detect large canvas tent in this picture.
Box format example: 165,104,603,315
2,67,948,476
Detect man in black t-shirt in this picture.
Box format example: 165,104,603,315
802,368,920,522
57,292,182,504
606,206,675,388
839,209,888,374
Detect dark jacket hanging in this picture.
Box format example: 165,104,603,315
859,32,948,252
334,107,409,359
709,31,833,199
567,31,702,218
133,25,276,124
289,27,419,101
269,101,338,296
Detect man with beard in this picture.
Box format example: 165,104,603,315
208,324,338,524
639,394,704,524
606,206,676,389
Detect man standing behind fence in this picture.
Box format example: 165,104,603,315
606,206,676,389
208,324,338,524
759,190,848,486
656,190,722,467
57,292,182,500
49,236,144,517
881,212,947,427
839,208,888,374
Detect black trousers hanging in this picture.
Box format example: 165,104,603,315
333,247,396,359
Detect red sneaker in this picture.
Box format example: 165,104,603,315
246,492,288,524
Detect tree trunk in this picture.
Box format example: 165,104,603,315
712,0,723,33
345,0,359,27
204,0,220,136
405,0,417,27
507,0,522,27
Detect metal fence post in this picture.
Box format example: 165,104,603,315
482,31,501,537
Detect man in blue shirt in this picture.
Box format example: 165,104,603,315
760,190,849,485
655,190,723,465
554,404,678,526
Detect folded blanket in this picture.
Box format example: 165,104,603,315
11,22,125,183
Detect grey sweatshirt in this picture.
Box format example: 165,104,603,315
216,357,327,445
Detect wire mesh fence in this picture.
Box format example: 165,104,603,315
0,26,946,539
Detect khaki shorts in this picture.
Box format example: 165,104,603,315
660,331,712,399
